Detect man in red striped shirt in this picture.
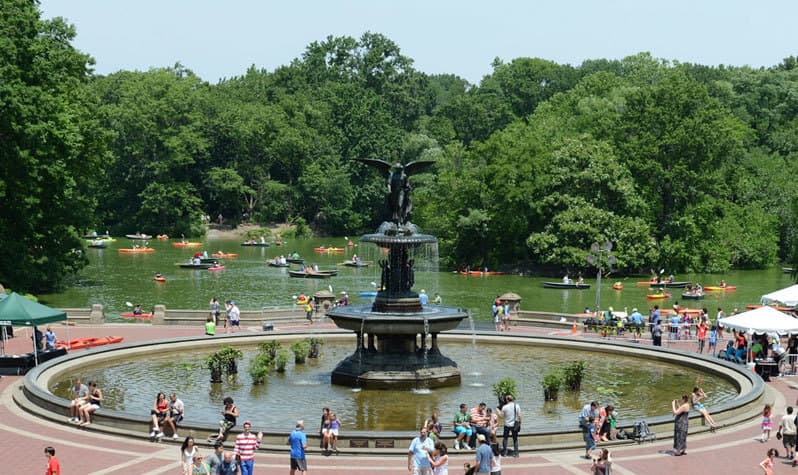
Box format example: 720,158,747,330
234,421,263,475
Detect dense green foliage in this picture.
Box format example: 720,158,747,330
7,0,798,293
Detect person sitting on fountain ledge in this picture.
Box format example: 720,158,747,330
453,403,473,450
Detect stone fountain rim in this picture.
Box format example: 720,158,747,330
21,330,761,441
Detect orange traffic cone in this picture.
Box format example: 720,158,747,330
572,320,578,335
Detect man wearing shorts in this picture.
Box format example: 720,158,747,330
288,420,308,475
68,378,89,422
780,406,797,460
228,301,240,331
165,392,184,438
408,426,434,475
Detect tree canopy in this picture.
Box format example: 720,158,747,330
6,1,798,293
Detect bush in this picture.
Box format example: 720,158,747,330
248,352,273,384
492,377,518,406
562,360,587,391
259,341,281,359
274,350,289,372
307,337,324,358
541,371,563,401
290,340,311,364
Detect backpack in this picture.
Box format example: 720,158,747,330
632,420,655,442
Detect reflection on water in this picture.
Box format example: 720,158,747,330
51,342,738,431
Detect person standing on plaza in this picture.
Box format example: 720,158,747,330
289,420,308,475
408,426,435,475
474,434,492,473
180,436,198,475
779,406,797,461
227,301,240,332
44,446,60,475
500,395,521,458
44,327,56,350
652,320,663,347
696,320,708,354
427,441,449,475
205,441,224,474
672,395,690,456
760,447,778,475
210,297,221,325
579,401,599,459
233,421,262,475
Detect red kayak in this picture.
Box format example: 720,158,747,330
745,304,796,312
120,312,154,319
612,283,623,290
208,265,225,271
56,336,124,350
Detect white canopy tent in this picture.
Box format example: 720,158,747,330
718,306,798,336
761,285,798,308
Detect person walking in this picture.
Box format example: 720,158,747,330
500,395,521,458
474,434,492,473
289,420,308,475
672,394,690,456
233,421,262,475
408,426,435,475
44,446,60,475
779,406,797,461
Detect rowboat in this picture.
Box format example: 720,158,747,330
172,242,203,248
241,241,270,247
87,240,108,249
267,261,289,268
341,261,371,267
680,292,704,300
646,293,672,300
56,336,124,350
125,234,152,240
286,258,304,264
703,286,737,291
637,281,692,288
783,267,794,274
212,252,238,258
177,263,215,269
120,312,154,319
542,282,590,289
118,248,155,253
288,270,338,279
314,247,345,253
459,271,507,276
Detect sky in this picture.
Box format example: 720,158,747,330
39,0,798,85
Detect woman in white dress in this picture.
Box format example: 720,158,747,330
428,441,449,475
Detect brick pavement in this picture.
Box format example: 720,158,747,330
0,322,791,474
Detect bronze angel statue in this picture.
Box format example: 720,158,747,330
355,158,435,225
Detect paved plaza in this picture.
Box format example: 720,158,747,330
1,321,791,474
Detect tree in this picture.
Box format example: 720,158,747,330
0,1,106,292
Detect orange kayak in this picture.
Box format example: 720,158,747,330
208,265,225,271
56,336,124,350
704,286,736,291
120,312,154,319
156,235,169,240
211,252,238,258
646,293,672,300
119,248,155,253
745,304,795,312
154,277,166,282
172,242,203,248
612,283,623,290
314,247,345,252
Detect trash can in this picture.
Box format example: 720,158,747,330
262,322,274,332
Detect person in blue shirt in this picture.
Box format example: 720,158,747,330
407,426,434,475
44,327,56,350
288,420,307,475
419,289,428,305
474,433,492,473
629,308,644,340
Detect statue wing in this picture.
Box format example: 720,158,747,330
404,160,436,176
354,157,393,176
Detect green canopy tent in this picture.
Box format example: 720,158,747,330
0,293,68,364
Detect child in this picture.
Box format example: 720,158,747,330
490,442,501,475
761,404,773,442
708,325,718,355
760,448,778,475
329,412,340,453
584,417,597,459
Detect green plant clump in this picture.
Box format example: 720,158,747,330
562,360,587,391
492,377,518,406
290,340,311,364
541,370,563,401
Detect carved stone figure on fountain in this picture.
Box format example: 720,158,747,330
355,157,435,231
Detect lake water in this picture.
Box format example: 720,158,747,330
40,237,796,322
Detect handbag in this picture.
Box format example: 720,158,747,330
512,403,521,431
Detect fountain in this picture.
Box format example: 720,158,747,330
327,158,468,389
